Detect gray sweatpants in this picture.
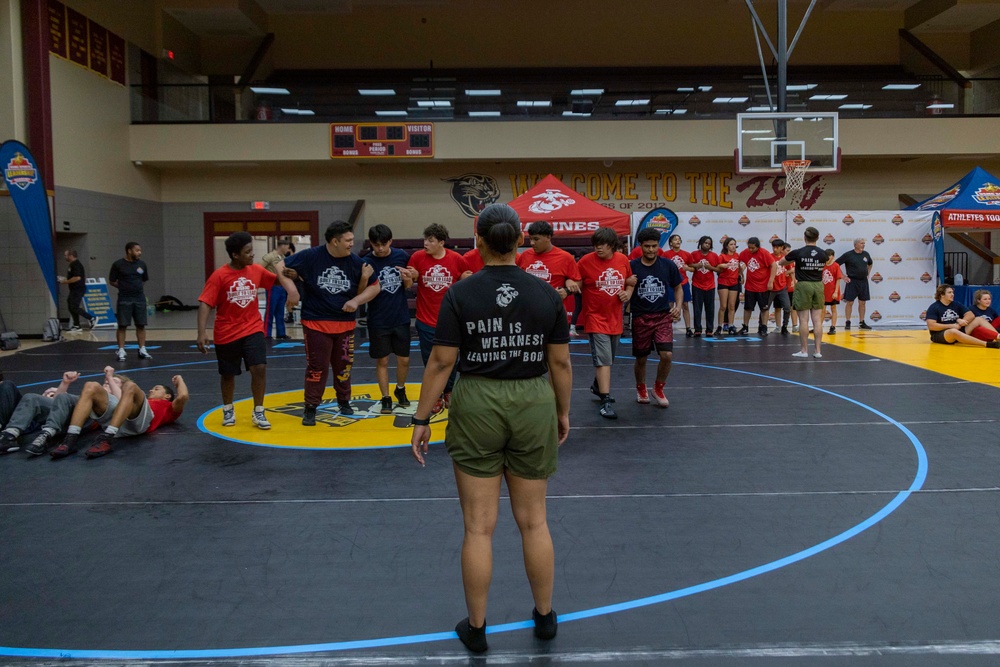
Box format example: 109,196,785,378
3,392,80,435
0,380,21,429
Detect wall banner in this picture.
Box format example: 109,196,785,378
0,140,58,305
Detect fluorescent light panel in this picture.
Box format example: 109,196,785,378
359,89,396,95
615,99,650,106
375,110,407,116
786,84,817,91
714,97,748,103
927,103,954,109
571,88,604,95
250,87,289,95
416,100,451,107
562,111,591,117
839,103,872,110
810,94,847,100
517,100,551,107
280,108,315,115
466,89,501,96
469,111,501,117
883,83,921,90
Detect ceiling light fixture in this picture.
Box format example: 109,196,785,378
249,87,290,95
359,89,396,96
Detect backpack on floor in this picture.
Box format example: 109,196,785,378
42,317,62,341
0,331,18,351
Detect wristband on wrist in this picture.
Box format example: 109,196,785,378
411,416,430,426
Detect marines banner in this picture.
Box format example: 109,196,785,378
0,140,58,305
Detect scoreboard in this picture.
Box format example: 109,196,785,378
330,123,434,158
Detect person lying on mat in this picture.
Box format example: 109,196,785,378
925,285,1000,349
967,289,1000,342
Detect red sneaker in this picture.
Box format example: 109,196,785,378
636,384,649,404
651,382,669,408
85,440,114,459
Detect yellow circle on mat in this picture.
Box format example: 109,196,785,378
198,383,447,450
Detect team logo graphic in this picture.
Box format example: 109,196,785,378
842,214,854,225
226,277,258,308
746,257,762,273
529,189,575,214
198,384,443,450
688,215,701,226
933,216,943,241
792,214,805,225
738,215,751,227
318,266,351,294
870,311,882,322
769,234,780,243
496,283,519,307
888,291,901,303
823,233,836,245
940,308,959,321
637,275,665,303
597,268,625,296
870,272,883,284
378,266,403,294
891,214,904,225
920,272,932,283
872,234,885,245
3,152,37,190
423,265,454,292
822,271,835,285
524,260,551,282
921,233,933,245
443,173,501,218
917,186,960,211
972,183,1000,206
889,253,902,264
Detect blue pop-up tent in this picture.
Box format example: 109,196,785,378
906,167,1000,281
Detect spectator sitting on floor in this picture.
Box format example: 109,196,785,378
968,289,1000,341
925,285,1000,349
0,370,80,454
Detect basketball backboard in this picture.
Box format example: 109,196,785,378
736,112,840,174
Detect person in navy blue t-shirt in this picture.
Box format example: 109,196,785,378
283,221,380,424
629,228,683,408
925,284,1000,348
363,224,415,414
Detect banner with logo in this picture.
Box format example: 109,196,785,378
631,210,786,256
83,278,117,327
787,210,935,327
0,140,58,305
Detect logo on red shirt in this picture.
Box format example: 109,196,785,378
597,268,625,296
423,264,454,292
226,277,258,308
524,260,552,282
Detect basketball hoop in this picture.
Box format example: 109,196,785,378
782,159,811,193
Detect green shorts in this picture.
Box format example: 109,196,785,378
792,280,824,311
445,375,559,480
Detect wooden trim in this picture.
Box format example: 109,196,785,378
203,211,320,279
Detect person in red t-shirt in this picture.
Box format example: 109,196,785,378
764,238,793,335
405,223,468,413
578,227,635,419
54,374,190,459
462,247,485,275
688,235,722,336
517,221,582,322
715,236,743,335
823,249,843,335
662,234,695,337
198,232,299,430
737,237,778,336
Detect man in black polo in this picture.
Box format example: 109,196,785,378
109,241,151,361
837,238,874,330
59,249,97,331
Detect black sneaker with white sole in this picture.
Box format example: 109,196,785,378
380,396,393,414
393,385,411,407
599,399,617,420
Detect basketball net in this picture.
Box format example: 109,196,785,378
782,159,811,193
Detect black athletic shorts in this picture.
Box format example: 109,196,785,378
367,324,411,359
743,290,771,312
215,331,267,376
117,298,147,328
844,279,871,302
929,330,955,345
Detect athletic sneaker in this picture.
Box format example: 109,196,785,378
845,320,852,330
859,321,872,330
25,431,53,456
828,326,836,335
813,352,823,359
651,382,669,408
0,431,19,454
737,325,749,336
532,607,558,641
302,405,317,426
728,325,737,335
568,325,578,337
590,379,615,402
693,330,702,337
758,325,768,337
780,326,789,335
338,400,354,416
394,385,411,408
792,351,810,358
50,433,79,459
115,348,127,362
380,396,393,414
89,315,100,329
68,326,82,333
714,326,723,336
251,409,271,430
636,384,649,404
599,398,617,420
138,348,153,360
792,325,799,333
686,328,694,338
85,439,113,459
987,340,1000,349
222,406,236,426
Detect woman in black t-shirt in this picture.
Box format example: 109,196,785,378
411,204,572,653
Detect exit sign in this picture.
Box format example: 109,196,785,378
251,201,270,210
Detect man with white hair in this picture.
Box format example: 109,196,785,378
837,238,874,330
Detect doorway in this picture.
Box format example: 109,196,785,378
202,211,320,279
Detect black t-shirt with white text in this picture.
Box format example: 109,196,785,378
784,246,827,282
434,265,569,379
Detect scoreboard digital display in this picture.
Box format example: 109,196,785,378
330,123,434,158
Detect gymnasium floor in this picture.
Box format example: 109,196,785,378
1,322,999,666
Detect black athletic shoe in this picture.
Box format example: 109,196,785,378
780,326,789,335
828,326,836,335
338,400,354,416
380,396,393,414
590,380,615,403
859,321,872,330
737,325,749,336
988,340,1000,349
0,431,19,454
685,328,694,338
758,326,768,337
714,326,723,336
302,405,317,426
25,431,53,456
728,325,737,335
599,398,617,420
50,433,79,459
455,617,488,653
393,386,411,407
845,320,852,330
533,607,558,640
693,330,702,337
